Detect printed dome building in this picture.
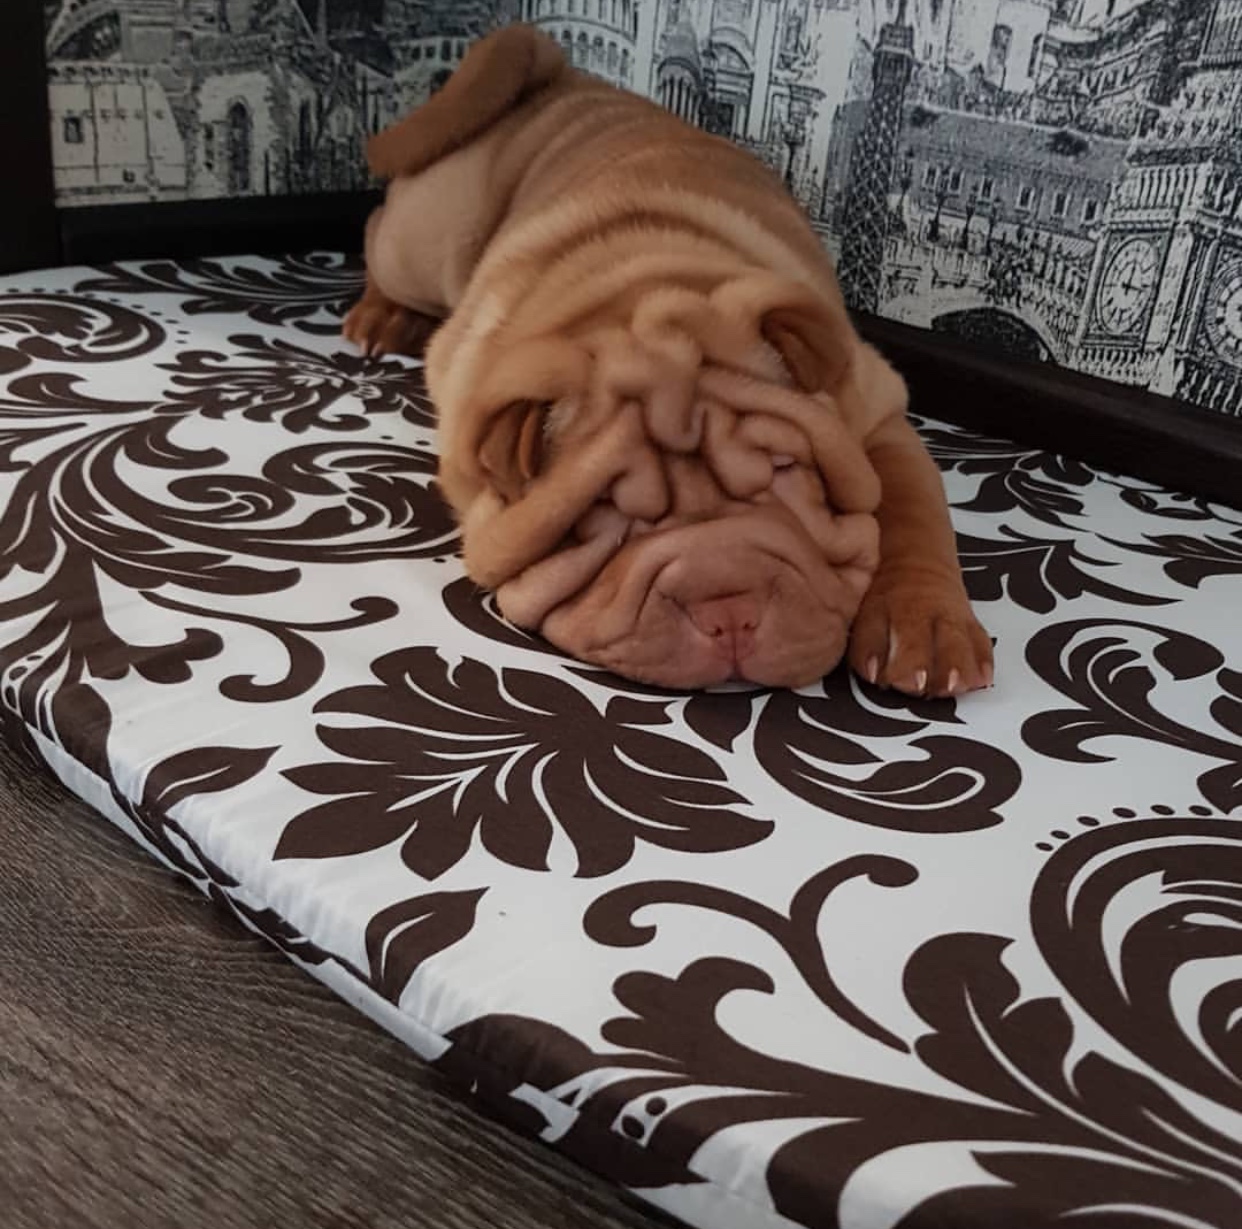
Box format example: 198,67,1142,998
524,0,638,89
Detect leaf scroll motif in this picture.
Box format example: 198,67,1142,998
158,334,435,430
145,592,399,704
365,888,489,1003
150,440,456,565
110,738,277,886
0,295,165,375
1103,479,1242,524
958,525,1172,613
915,418,1098,527
141,743,278,813
1030,817,1242,1115
74,253,368,335
585,856,919,1050
0,296,456,743
278,648,770,880
1103,529,1242,589
1023,620,1242,811
434,1010,703,1191
432,919,1241,1229
893,929,1242,1229
441,575,564,660
753,688,1021,833
110,743,337,969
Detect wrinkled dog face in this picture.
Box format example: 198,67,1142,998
435,278,883,689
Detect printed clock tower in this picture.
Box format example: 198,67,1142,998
1077,0,1242,413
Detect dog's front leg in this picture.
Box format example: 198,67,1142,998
847,414,993,698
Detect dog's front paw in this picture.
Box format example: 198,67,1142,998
848,575,993,698
342,291,431,358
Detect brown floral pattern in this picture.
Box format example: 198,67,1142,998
74,253,366,335
277,648,768,878
1,255,1239,1229
443,817,1242,1228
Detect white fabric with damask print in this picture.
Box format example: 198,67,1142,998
1,254,1239,1229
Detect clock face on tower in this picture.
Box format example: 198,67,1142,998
1204,254,1242,366
1097,236,1161,337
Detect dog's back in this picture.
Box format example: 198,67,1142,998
365,25,838,317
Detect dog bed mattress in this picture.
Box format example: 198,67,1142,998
1,253,1239,1229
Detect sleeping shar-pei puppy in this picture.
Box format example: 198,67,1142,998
344,23,993,695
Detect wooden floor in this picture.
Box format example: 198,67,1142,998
0,737,665,1229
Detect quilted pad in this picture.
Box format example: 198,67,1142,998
1,254,1240,1229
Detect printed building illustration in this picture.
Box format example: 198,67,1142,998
825,0,1242,410
43,0,518,204
39,0,1242,416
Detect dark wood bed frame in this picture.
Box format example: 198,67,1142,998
7,0,1240,510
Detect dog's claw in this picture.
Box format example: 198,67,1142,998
342,291,429,360
848,582,993,699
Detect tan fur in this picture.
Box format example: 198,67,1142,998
345,25,993,696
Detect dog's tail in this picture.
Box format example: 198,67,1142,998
367,24,567,180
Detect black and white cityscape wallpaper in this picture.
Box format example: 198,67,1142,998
41,0,1242,415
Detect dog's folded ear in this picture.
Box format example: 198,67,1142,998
712,275,856,395
477,400,547,502
367,24,566,180
760,303,850,395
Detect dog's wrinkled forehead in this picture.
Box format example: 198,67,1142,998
555,325,810,521
553,305,878,520
585,280,812,431
454,276,881,591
